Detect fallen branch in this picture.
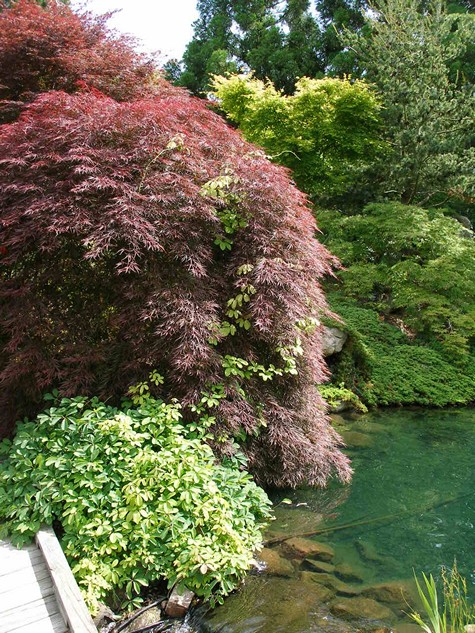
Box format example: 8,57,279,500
264,491,473,546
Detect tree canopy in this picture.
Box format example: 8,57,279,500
0,1,350,487
173,0,326,94
0,0,156,123
212,73,383,205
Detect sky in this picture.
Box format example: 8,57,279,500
71,0,199,61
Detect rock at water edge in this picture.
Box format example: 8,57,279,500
258,547,295,577
322,327,348,356
164,585,194,618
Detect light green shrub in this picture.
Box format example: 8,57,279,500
317,383,368,413
0,392,272,613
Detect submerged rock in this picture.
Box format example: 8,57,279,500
258,547,295,577
270,507,325,534
334,562,365,584
361,580,418,608
330,597,395,621
308,571,361,597
299,572,335,601
355,540,388,565
340,430,374,448
280,537,335,562
203,575,351,633
301,559,335,574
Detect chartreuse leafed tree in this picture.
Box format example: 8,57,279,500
343,0,475,206
212,73,383,205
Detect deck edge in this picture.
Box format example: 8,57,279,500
36,526,97,633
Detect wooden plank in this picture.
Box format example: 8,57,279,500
0,551,46,578
36,527,96,633
7,611,68,633
0,575,55,612
0,563,51,594
1,594,61,631
1,595,56,619
0,548,43,575
0,541,36,554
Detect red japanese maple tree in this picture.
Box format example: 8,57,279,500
0,1,350,487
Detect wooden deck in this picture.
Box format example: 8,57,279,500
0,527,97,633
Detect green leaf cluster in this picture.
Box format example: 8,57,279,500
212,73,383,204
319,202,475,363
317,382,368,413
0,393,272,613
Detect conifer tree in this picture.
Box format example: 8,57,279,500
177,0,324,94
344,0,475,206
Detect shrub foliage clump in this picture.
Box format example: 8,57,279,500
0,391,272,612
0,81,350,486
325,295,475,407
319,202,475,364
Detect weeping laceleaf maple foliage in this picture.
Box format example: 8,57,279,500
0,85,350,487
0,0,157,123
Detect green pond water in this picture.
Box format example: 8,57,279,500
196,407,475,633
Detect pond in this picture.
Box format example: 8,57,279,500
194,407,475,633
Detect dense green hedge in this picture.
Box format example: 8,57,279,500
326,295,475,407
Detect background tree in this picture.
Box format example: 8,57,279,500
212,63,475,408
343,0,475,207
316,0,367,75
174,0,238,94
177,0,324,94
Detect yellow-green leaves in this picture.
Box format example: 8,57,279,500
212,73,383,203
0,393,272,613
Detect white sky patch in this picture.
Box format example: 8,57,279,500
71,0,199,61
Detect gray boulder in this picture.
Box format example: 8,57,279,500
322,327,348,356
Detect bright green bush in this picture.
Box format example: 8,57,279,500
317,383,368,413
0,391,272,613
319,203,475,364
326,295,475,407
212,73,383,204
